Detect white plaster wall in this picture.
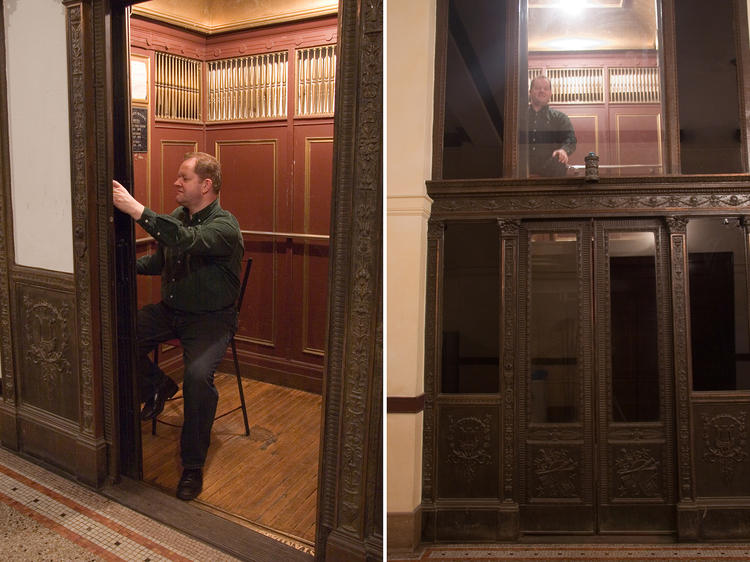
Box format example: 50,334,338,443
387,413,424,513
4,0,73,273
386,0,436,513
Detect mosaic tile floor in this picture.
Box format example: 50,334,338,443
390,543,750,561
0,447,240,561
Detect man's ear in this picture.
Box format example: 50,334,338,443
202,178,212,194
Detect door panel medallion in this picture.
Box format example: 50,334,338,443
23,297,72,403
613,446,661,498
701,412,748,485
532,447,580,498
447,415,492,483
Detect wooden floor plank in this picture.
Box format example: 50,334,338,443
141,376,321,544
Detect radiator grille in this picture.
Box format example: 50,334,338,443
155,52,202,121
609,67,660,103
529,67,604,104
529,66,660,104
296,45,336,116
207,51,288,121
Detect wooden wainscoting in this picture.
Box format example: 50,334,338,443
140,374,321,544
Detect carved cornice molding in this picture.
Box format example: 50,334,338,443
428,177,750,218
430,190,750,218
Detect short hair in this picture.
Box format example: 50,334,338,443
530,74,551,90
184,151,222,193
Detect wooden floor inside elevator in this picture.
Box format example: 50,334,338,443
140,375,321,545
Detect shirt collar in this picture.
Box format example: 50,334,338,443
181,199,220,224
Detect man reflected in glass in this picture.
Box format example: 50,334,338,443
527,75,577,177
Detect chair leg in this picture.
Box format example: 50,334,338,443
232,338,250,435
152,345,160,435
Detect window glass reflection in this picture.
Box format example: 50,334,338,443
675,0,743,173
523,0,665,178
442,223,500,393
443,0,507,179
687,218,750,391
529,232,579,422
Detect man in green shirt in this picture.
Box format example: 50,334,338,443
113,152,244,501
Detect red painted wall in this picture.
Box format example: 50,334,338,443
130,16,337,392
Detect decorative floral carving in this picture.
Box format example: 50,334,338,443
23,297,72,402
67,3,94,433
615,447,661,498
432,192,750,218
533,448,579,498
337,0,382,534
447,415,492,482
501,232,518,500
667,224,694,501
702,412,748,485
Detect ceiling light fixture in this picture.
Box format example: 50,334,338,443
543,37,607,50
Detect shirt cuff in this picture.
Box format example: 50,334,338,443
136,207,158,235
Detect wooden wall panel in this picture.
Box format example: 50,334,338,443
610,107,663,175
215,136,284,349
215,137,281,232
557,109,605,169
293,125,333,360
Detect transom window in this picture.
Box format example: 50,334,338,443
440,0,746,179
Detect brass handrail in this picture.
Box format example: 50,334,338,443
241,229,330,241
136,230,330,243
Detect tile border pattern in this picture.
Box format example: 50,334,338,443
0,447,239,561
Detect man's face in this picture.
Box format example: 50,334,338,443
174,157,207,209
530,78,551,108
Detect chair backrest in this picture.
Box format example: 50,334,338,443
236,256,253,313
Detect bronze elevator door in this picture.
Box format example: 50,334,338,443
518,219,676,535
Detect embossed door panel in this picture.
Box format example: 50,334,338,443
520,221,595,533
519,219,676,534
594,220,675,533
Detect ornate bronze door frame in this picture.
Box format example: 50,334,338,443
518,218,676,535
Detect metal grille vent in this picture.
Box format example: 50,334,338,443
155,52,202,121
295,45,336,116
529,67,605,104
207,51,288,121
609,67,660,103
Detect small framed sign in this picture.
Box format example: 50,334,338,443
131,107,148,153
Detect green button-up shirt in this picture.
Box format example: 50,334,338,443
136,199,244,313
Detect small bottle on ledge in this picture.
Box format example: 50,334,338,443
585,152,600,182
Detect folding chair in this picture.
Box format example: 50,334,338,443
151,256,253,436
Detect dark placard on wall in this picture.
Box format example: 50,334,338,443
131,107,148,153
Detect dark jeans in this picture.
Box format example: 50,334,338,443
137,302,237,469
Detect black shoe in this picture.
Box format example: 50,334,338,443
176,468,203,500
140,377,178,421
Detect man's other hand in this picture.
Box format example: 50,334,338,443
552,149,569,166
